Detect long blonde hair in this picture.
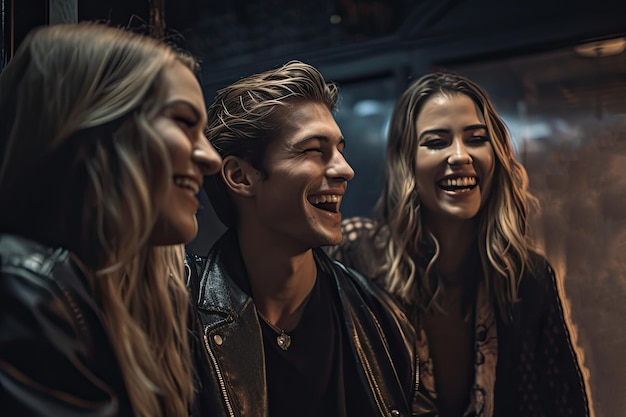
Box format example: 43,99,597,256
376,72,538,321
0,23,195,416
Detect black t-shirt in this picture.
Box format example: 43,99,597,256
261,268,373,417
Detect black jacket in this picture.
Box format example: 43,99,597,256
329,217,592,417
187,231,429,417
0,234,133,417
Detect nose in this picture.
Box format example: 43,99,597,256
327,149,355,182
447,139,472,165
193,138,222,176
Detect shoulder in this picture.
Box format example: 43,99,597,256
317,249,407,320
0,234,73,297
520,251,557,292
316,250,417,367
325,217,384,276
0,234,92,338
341,216,378,245
516,251,566,316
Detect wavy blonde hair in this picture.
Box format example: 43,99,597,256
0,23,196,416
375,72,538,321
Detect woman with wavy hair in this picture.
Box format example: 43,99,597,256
0,23,221,416
330,72,591,416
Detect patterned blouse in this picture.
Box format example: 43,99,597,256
327,216,592,417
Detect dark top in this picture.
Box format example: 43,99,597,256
252,268,371,417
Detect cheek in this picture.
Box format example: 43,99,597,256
482,149,496,183
414,152,437,190
478,150,496,201
157,123,192,163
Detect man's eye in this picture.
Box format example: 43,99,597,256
304,148,323,153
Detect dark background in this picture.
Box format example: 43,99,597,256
4,1,626,415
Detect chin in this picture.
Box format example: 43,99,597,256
318,231,343,247
149,226,198,246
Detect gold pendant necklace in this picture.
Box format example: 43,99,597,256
257,311,292,351
255,289,314,352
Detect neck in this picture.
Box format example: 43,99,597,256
428,217,478,285
237,228,317,330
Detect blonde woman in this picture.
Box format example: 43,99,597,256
0,23,221,416
330,72,591,417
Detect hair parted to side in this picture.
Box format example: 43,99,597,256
203,60,339,227
0,23,196,416
376,71,538,321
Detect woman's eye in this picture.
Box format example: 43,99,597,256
421,139,447,149
468,135,489,144
174,116,197,127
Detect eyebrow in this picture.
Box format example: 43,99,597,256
295,135,346,147
418,124,487,142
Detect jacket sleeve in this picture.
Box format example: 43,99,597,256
534,260,592,417
0,269,121,417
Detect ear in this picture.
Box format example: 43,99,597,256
221,155,261,197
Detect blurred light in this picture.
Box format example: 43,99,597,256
330,14,341,24
575,37,626,57
353,99,384,116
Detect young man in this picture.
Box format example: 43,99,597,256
188,61,424,417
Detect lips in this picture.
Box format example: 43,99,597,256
307,194,342,213
173,175,201,194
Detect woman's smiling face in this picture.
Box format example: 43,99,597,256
149,61,222,246
414,93,495,228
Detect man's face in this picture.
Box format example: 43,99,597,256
250,101,354,252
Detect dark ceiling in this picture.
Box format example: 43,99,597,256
154,0,626,92
6,0,626,107
8,0,626,80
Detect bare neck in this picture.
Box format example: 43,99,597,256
237,228,317,330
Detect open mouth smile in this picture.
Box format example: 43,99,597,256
307,194,342,213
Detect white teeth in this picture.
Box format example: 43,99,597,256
442,176,476,187
308,195,342,205
174,177,200,194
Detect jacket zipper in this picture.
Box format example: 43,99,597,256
203,330,236,417
353,334,388,416
414,351,420,414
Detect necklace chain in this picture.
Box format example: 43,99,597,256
255,286,314,352
257,310,292,351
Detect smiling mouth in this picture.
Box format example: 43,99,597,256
308,194,342,213
174,176,200,194
438,176,478,192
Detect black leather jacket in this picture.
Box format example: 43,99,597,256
0,234,133,417
186,231,426,417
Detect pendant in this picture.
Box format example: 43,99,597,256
277,331,291,351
